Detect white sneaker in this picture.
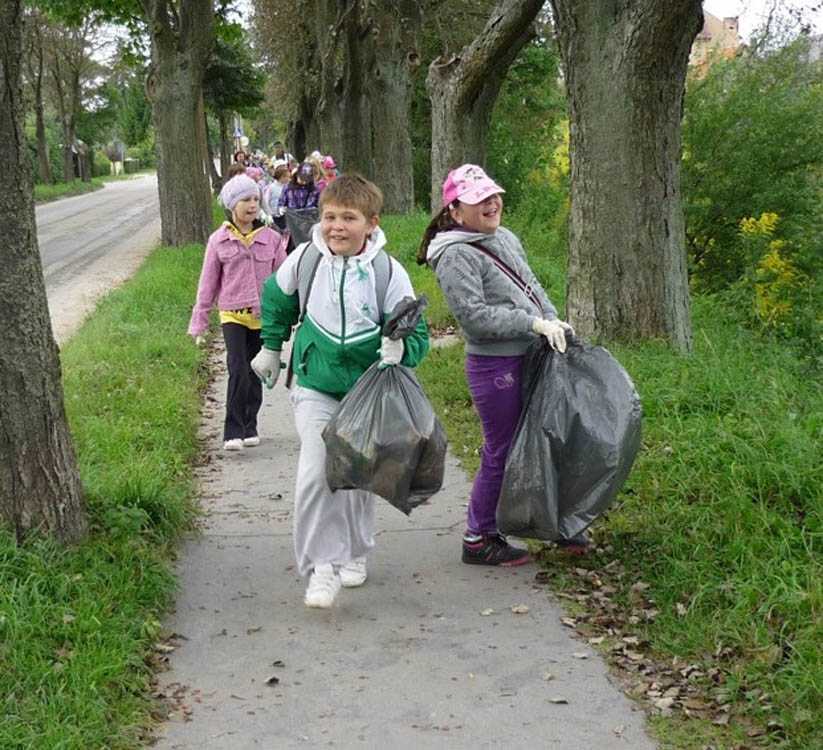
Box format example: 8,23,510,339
242,436,260,447
339,557,367,588
223,438,244,451
304,564,341,608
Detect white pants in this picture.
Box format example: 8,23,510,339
290,386,376,577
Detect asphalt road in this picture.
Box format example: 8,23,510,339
37,174,162,343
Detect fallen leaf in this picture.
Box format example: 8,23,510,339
543,672,555,681
548,696,569,704
560,617,576,628
154,643,175,654
572,652,589,659
676,603,688,617
654,697,675,710
271,660,285,668
588,636,605,645
62,614,76,624
480,608,495,616
246,626,262,635
265,675,280,686
511,604,530,614
613,724,625,736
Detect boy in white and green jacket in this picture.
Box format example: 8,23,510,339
251,175,429,608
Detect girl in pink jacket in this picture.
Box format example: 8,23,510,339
188,175,288,451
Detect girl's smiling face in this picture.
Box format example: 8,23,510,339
450,193,503,234
232,194,259,228
320,202,379,256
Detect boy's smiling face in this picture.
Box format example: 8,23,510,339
320,202,379,256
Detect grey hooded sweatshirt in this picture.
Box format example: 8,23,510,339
427,226,558,357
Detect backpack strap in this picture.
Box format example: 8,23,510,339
286,243,322,388
468,241,543,314
373,249,394,323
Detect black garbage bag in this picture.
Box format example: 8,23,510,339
496,336,642,541
322,297,446,514
284,207,319,246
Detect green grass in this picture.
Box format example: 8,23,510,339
34,172,154,204
388,212,821,749
0,243,208,748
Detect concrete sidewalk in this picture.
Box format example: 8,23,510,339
153,341,655,749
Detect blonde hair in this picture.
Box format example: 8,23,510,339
319,173,383,218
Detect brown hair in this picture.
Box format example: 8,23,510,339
226,162,246,179
319,173,383,218
416,205,457,265
273,165,290,181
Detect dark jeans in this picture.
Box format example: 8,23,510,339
222,323,263,441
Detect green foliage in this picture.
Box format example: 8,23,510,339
0,242,208,748
682,38,823,293
93,149,112,177
204,26,266,119
34,179,104,202
487,41,565,210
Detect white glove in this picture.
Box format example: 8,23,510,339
251,348,281,389
379,336,404,367
532,318,572,353
194,335,206,348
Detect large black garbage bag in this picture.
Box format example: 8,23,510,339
496,336,642,541
323,364,447,514
285,208,319,245
322,297,446,514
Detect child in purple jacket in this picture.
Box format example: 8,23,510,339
188,174,288,451
277,162,320,210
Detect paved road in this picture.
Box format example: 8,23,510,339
154,339,656,750
37,175,161,344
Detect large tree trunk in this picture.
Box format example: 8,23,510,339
426,0,543,212
368,2,420,213
217,111,231,181
144,0,214,247
0,0,87,544
551,0,699,352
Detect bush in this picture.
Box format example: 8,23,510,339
93,150,112,177
682,37,823,293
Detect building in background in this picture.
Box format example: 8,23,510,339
690,12,742,73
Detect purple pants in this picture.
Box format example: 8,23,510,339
465,354,524,534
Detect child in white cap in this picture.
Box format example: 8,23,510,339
188,174,288,451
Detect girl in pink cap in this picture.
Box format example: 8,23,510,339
417,164,582,564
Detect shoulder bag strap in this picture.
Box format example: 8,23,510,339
468,241,543,314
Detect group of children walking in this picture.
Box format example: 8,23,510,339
189,156,579,609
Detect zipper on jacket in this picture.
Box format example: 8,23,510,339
338,258,348,347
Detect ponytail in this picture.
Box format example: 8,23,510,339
416,206,457,266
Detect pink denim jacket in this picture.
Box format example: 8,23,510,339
188,223,288,336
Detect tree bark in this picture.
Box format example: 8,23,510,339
426,0,543,212
50,54,76,182
0,0,87,544
25,16,53,184
204,110,221,194
550,0,699,352
144,0,214,246
217,111,230,181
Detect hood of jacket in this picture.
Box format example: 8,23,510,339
426,229,494,268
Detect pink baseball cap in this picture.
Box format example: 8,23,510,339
442,164,504,207
322,155,336,169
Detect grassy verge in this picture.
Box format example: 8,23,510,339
384,213,821,749
34,172,154,204
0,243,207,748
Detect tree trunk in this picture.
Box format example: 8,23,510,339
0,0,87,544
426,0,543,212
32,27,52,184
550,0,699,352
217,111,231,181
51,57,76,182
368,2,420,213
145,0,214,247
205,110,221,194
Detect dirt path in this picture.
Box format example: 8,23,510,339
37,174,161,344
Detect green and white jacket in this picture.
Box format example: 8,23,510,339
260,224,429,399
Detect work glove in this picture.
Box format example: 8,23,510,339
379,336,404,368
194,335,206,348
532,318,573,353
251,348,282,389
